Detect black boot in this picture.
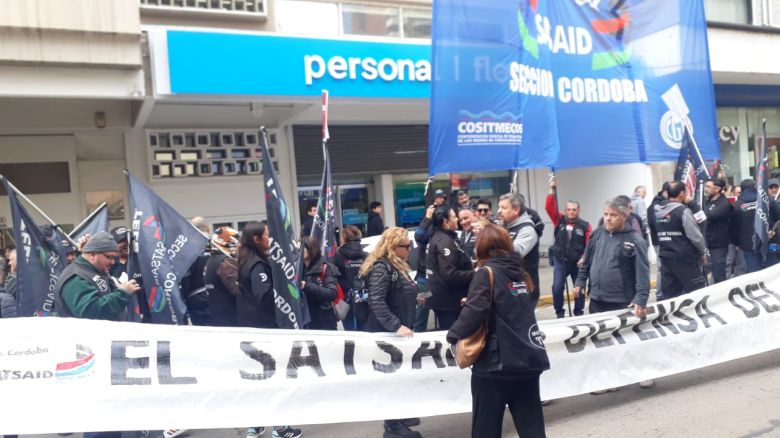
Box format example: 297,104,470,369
401,418,421,427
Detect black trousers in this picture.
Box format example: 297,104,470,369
709,247,728,284
589,298,631,314
660,258,706,299
526,265,540,304
471,373,546,438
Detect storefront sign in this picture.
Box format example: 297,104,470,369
159,30,430,99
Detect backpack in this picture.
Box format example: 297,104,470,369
320,263,349,321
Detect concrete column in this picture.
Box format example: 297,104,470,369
375,173,396,228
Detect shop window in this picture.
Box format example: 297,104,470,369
148,129,273,179
276,0,340,36
402,8,432,39
342,3,400,37
0,162,70,195
704,0,751,25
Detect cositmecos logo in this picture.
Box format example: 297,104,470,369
517,0,632,70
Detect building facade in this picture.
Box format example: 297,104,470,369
0,0,778,250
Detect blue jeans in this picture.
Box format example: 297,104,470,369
84,433,122,438
552,256,583,317
743,251,763,273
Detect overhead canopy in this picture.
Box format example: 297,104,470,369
429,0,720,174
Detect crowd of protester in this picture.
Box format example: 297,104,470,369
3,174,779,438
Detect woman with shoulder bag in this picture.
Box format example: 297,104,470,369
427,205,475,330
447,223,550,438
334,225,368,331
359,227,421,438
301,236,339,330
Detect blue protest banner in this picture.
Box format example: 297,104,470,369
429,0,719,174
70,204,110,242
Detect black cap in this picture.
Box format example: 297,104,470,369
768,178,780,188
110,226,128,243
434,189,446,198
710,178,726,190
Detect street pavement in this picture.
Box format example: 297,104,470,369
20,266,780,438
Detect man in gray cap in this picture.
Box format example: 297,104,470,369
54,231,140,320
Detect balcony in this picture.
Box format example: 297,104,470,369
139,0,266,19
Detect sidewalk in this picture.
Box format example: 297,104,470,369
536,261,659,308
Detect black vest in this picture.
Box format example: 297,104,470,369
237,254,277,329
203,254,238,327
461,230,476,259
655,204,699,262
507,222,540,268
552,217,589,263
54,261,117,319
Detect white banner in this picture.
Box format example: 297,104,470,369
2,264,780,434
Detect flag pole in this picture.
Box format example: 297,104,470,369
2,177,80,249
68,202,107,238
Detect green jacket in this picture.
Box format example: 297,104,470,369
60,256,131,321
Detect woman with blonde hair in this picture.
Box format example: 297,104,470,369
359,227,421,438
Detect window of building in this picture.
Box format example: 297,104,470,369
342,3,400,37
704,0,751,25
147,129,272,179
276,0,340,36
402,7,432,39
140,0,266,15
0,162,70,195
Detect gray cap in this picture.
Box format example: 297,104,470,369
82,231,120,253
768,178,780,188
434,189,446,198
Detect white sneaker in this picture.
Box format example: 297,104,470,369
639,379,655,388
247,427,267,437
163,430,187,438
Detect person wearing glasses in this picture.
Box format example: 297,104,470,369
475,198,495,223
360,227,421,438
54,231,140,321
427,205,475,329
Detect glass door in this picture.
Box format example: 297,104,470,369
338,184,369,235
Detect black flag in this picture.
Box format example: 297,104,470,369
127,173,208,324
261,128,310,329
310,147,337,263
70,204,109,241
1,177,65,316
754,119,770,259
674,126,709,202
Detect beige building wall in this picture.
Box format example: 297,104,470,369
0,0,141,68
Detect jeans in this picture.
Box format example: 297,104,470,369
767,251,780,267
727,244,746,278
709,247,728,284
84,433,122,438
551,256,583,317
743,251,763,273
654,245,663,300
414,305,430,332
470,373,546,438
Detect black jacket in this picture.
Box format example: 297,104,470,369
334,240,367,296
366,259,417,332
647,193,666,246
731,190,757,250
237,254,277,329
704,195,732,249
447,253,550,376
366,212,384,237
302,257,338,330
426,228,474,310
203,254,238,327
301,216,314,238
414,216,433,279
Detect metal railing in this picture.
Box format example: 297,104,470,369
139,0,265,15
